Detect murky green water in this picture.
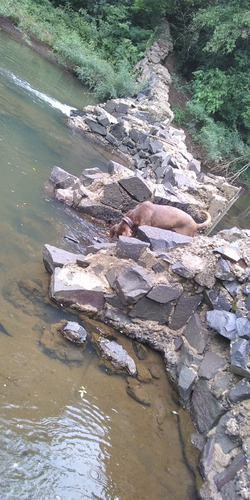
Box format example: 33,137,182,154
0,27,200,500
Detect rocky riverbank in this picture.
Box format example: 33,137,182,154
41,24,250,500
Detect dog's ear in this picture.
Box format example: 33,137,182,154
110,224,117,238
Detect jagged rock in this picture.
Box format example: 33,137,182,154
227,378,250,403
60,321,87,344
214,452,246,492
137,226,192,252
147,283,183,303
116,236,150,261
198,352,227,380
217,227,243,242
129,296,172,323
172,261,195,279
112,265,153,305
178,341,202,373
118,174,152,202
230,338,250,378
49,264,107,311
101,181,129,209
43,244,86,274
79,167,103,186
85,242,116,255
104,308,132,327
178,365,196,402
183,313,208,354
223,280,240,298
96,337,136,375
215,258,236,281
188,158,201,175
49,165,77,188
85,116,107,135
203,287,232,312
107,160,132,176
168,294,203,331
236,317,250,340
76,199,121,222
214,244,242,263
191,379,225,434
206,310,237,340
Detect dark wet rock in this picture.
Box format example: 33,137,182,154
112,265,153,305
168,294,203,331
236,317,250,340
191,379,226,434
227,378,250,403
116,236,150,261
172,261,195,279
129,296,172,323
104,308,132,327
133,341,148,360
40,321,86,363
199,352,227,380
85,242,116,255
147,283,183,303
178,365,196,402
19,279,46,303
49,166,77,189
43,244,86,274
215,258,235,282
77,200,121,222
206,310,237,340
148,364,161,379
230,338,250,378
60,321,87,344
95,336,136,375
156,398,168,425
79,167,103,186
101,181,129,209
137,226,192,252
104,293,125,309
214,452,246,491
203,287,232,312
50,266,105,311
183,313,208,354
126,380,151,406
118,174,152,202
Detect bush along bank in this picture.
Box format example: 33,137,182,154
42,27,250,500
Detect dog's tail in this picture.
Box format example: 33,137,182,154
196,210,212,230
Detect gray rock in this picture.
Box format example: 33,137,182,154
223,280,240,298
168,294,203,331
213,412,239,454
172,261,195,279
43,244,85,274
188,158,201,175
183,313,208,354
172,172,196,189
178,342,202,373
214,452,246,491
215,258,235,281
104,308,132,327
236,317,250,340
107,160,132,176
217,227,243,242
100,182,125,209
129,296,172,323
85,242,116,255
112,265,153,305
137,226,192,252
85,117,107,135
97,337,136,375
178,365,196,402
49,166,77,189
191,379,226,434
129,128,148,143
77,200,121,222
227,378,250,403
203,287,232,312
147,283,183,303
50,266,105,311
206,310,237,340
148,138,163,154
230,338,250,378
109,121,128,141
118,175,152,202
79,167,103,187
116,236,150,261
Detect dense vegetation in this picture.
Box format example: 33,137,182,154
0,0,249,180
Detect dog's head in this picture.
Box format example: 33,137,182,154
110,221,133,238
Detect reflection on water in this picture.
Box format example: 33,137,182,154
0,27,200,499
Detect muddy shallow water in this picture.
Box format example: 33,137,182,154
0,27,200,499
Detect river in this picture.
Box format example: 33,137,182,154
0,26,202,500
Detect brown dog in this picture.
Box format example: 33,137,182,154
110,201,211,238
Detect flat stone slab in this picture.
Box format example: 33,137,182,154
198,352,226,379
137,226,192,252
129,296,172,324
118,175,152,202
112,265,153,305
206,310,237,340
183,313,208,354
50,264,108,311
168,294,203,331
116,236,150,261
43,244,86,274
